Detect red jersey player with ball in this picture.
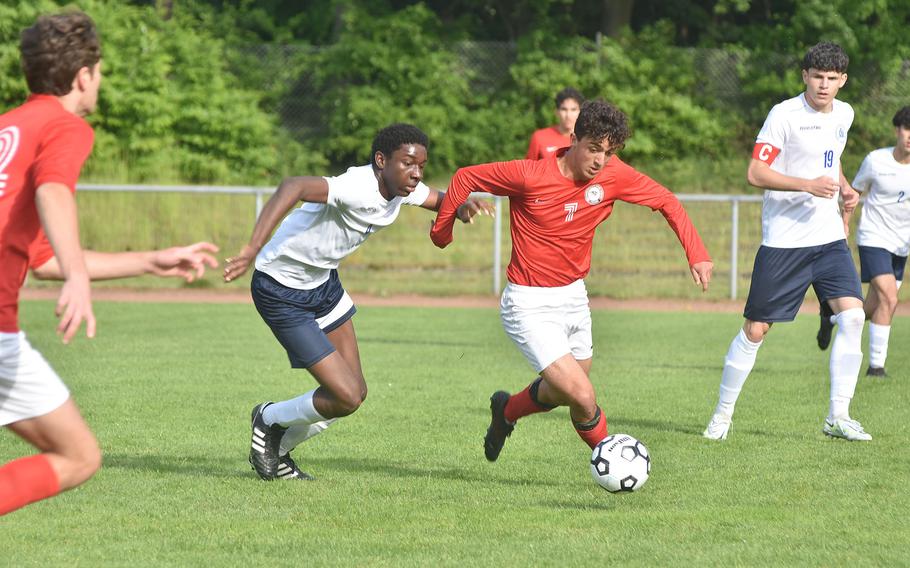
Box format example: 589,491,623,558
431,100,713,463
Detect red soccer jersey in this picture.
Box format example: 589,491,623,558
431,152,711,287
0,95,94,332
526,126,571,160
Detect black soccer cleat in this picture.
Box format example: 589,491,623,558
816,301,835,350
865,366,887,378
249,402,287,481
276,454,315,481
484,391,514,462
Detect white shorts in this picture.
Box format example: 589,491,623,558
0,332,70,426
500,280,593,373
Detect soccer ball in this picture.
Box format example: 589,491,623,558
590,434,651,493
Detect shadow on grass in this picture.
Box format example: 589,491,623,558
102,452,556,487
305,455,561,487
103,452,250,479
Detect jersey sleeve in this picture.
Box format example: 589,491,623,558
851,153,874,193
325,168,367,210
753,106,787,165
430,160,529,248
32,117,94,191
614,163,711,266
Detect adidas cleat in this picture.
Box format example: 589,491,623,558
484,391,514,462
277,454,315,481
249,402,288,480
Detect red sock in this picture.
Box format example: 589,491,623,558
0,454,60,516
504,382,552,423
574,407,608,449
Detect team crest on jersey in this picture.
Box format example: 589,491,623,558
585,184,604,205
836,125,847,142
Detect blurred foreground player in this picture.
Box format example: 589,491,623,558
0,13,220,516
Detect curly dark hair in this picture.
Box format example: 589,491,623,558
555,87,584,108
892,106,910,128
370,123,429,167
574,100,631,149
802,41,848,73
20,11,101,96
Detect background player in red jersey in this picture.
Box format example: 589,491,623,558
432,100,713,462
0,12,218,517
526,87,584,160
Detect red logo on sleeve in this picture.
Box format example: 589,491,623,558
752,143,780,165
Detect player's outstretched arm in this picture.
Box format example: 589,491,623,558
35,182,95,344
224,177,328,282
32,242,219,282
420,190,495,224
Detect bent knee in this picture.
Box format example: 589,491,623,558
334,386,367,416
836,307,865,330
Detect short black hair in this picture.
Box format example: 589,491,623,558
893,106,910,128
371,123,429,167
802,42,849,73
555,87,584,108
574,100,631,149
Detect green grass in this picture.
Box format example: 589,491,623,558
2,302,908,565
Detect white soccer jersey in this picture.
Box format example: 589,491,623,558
755,94,854,248
853,147,910,256
255,164,431,289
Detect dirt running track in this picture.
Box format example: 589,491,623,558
19,287,910,315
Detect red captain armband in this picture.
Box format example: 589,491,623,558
752,143,781,165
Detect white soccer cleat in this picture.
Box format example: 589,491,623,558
823,417,872,441
703,413,732,440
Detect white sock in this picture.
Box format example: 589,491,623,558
829,308,865,420
263,389,326,427
867,322,891,369
714,328,762,418
279,418,338,456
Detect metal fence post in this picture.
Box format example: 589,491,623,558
730,198,739,300
255,190,264,220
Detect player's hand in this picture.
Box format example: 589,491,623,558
456,198,495,224
691,261,713,292
840,184,860,210
223,245,258,282
150,242,220,282
804,176,840,199
56,272,95,344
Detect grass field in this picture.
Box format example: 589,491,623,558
2,301,907,566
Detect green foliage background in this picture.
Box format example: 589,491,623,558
1,0,907,185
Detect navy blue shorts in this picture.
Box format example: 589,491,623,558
858,246,907,283
743,240,862,323
251,270,356,368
